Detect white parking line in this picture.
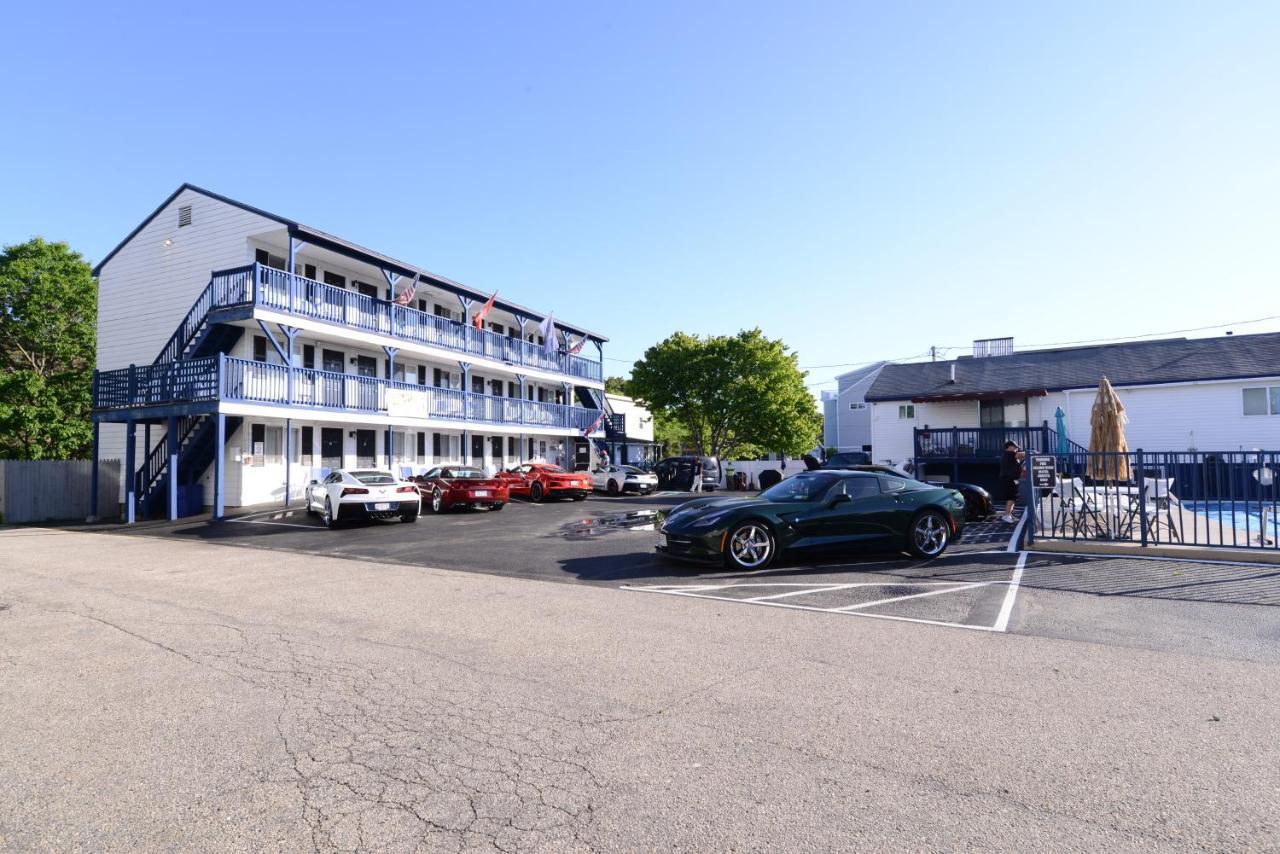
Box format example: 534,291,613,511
743,584,862,602
828,581,995,612
227,507,321,529
1007,513,1028,552
992,550,1028,631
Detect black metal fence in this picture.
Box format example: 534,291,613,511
1027,449,1280,551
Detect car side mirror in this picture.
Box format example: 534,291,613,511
829,493,852,508
309,479,319,486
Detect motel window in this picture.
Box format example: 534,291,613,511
432,432,442,462
252,335,268,363
301,426,314,465
1243,387,1280,416
392,432,406,459
849,403,866,410
507,436,517,457
898,405,915,420
303,263,317,280
250,424,283,462
417,432,426,463
254,248,286,271
302,345,315,370
418,365,428,385
354,281,379,299
323,271,346,289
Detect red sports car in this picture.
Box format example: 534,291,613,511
413,466,509,513
497,463,592,502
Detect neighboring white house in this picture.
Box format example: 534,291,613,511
91,184,608,519
822,362,888,452
864,335,1280,473
600,393,660,466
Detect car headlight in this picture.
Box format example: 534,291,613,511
686,510,732,529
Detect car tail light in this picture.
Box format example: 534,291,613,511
341,487,369,497
396,486,417,494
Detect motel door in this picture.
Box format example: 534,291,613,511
356,430,376,467
320,428,343,471
471,435,485,467
574,439,591,471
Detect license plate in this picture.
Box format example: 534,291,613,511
656,533,668,548
373,502,391,511
473,490,489,497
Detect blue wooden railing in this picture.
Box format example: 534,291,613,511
96,356,606,432
154,263,603,382
913,425,1089,459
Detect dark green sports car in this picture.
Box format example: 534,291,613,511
656,470,967,570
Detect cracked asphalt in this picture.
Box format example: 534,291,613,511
2,525,1279,851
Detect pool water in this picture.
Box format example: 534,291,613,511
1184,501,1280,540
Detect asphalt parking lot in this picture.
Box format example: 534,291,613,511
110,491,1280,661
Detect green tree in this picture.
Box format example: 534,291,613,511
0,238,97,459
628,329,821,460
604,375,628,395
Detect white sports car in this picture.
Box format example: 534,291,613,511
591,464,659,496
305,469,420,528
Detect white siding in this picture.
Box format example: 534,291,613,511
605,394,654,442
96,189,285,498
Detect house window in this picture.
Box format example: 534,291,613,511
252,335,268,363
898,404,915,420
848,403,866,411
1243,387,1280,416
254,248,286,271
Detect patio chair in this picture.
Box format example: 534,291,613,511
1053,477,1108,538
1128,478,1182,542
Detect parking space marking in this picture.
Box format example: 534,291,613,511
828,581,995,612
992,550,1028,631
227,508,321,529
624,554,1028,633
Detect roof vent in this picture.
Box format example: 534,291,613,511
973,337,1013,358
948,364,957,384
177,205,192,227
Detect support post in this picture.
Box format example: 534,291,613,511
125,420,137,524
90,421,100,519
279,325,301,405
214,414,226,520
167,416,179,521
285,418,292,507
1137,448,1148,547
381,269,400,301
386,426,393,469
461,430,469,465
458,362,471,421
516,375,527,425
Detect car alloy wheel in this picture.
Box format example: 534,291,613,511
432,489,444,513
530,482,544,502
607,480,619,496
910,511,950,558
323,498,339,529
726,522,774,570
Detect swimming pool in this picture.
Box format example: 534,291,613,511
1184,501,1280,543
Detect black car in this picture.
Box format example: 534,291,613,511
803,455,993,522
657,470,967,570
824,450,871,467
653,456,720,492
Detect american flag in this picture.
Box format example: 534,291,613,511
567,336,585,355
393,274,419,306
581,411,607,437
473,290,498,330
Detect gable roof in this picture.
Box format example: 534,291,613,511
865,333,1280,402
92,183,608,341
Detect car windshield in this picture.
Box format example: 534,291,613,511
537,465,566,474
759,473,840,502
444,468,485,479
352,471,396,485
621,466,644,474
828,452,869,466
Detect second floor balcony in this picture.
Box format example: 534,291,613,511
94,356,606,433
173,264,604,383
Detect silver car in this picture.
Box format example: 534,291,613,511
305,469,420,528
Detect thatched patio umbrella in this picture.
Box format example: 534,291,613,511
1087,376,1130,482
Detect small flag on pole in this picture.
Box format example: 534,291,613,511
393,274,419,306
473,290,498,330
581,411,607,437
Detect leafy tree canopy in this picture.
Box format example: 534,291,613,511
0,238,97,459
627,329,821,460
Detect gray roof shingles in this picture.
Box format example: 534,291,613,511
864,333,1280,401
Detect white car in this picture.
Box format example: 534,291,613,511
592,464,659,496
305,469,420,528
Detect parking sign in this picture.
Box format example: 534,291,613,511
1030,455,1056,489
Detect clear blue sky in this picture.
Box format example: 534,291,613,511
3,1,1278,392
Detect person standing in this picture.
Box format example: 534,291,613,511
999,440,1025,523
689,458,702,493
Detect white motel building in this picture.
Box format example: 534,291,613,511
91,184,609,521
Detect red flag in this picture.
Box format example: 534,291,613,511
473,291,498,330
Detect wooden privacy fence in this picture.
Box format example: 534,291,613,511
0,460,121,524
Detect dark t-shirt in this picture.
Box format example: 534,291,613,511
999,450,1021,480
